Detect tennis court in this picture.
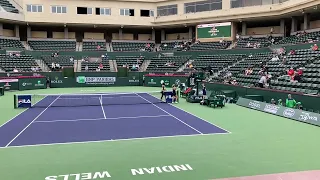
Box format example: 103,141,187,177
0,92,228,147
0,87,320,180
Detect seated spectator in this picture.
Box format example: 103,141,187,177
285,94,296,108
35,67,40,72
231,79,238,85
278,99,283,106
287,67,295,80
297,68,303,76
296,102,303,110
270,99,276,105
51,62,56,70
13,67,18,72
97,45,101,50
312,44,318,51
55,63,61,70
70,57,74,62
247,42,251,48
96,67,100,72
99,63,103,69
245,67,253,75
293,72,301,82
258,74,267,88
289,49,296,55
271,55,279,61
282,56,287,65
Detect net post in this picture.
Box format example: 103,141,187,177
13,94,17,109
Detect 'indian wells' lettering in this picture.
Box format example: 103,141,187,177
131,164,193,175
45,171,111,180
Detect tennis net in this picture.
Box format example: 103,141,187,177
14,92,164,108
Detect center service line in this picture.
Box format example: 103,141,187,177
99,95,107,119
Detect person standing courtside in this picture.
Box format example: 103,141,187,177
160,82,166,101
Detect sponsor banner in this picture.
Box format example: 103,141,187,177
17,95,32,108
19,78,47,90
76,76,116,85
236,97,320,127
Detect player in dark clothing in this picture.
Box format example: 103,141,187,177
172,85,177,103
201,83,207,103
160,83,166,101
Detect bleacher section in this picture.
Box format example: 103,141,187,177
0,0,18,13
229,52,274,85
193,54,244,72
115,56,144,67
28,40,76,51
147,55,190,72
41,55,74,69
160,42,184,51
81,57,110,71
83,41,106,51
0,54,38,72
112,41,154,52
236,37,282,48
277,31,320,45
191,42,231,50
0,38,24,49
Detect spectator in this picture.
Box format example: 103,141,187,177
296,102,303,110
270,99,276,105
245,67,253,75
258,74,267,88
297,68,303,76
293,71,301,82
99,63,103,69
287,67,295,80
312,44,318,51
35,67,40,72
271,55,279,61
70,57,74,62
96,67,100,72
278,99,283,106
31,66,35,72
51,62,56,70
282,56,287,65
289,49,296,55
13,67,18,72
97,45,101,50
55,63,60,69
286,94,296,108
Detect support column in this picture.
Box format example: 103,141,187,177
291,17,297,33
280,19,285,34
188,26,193,40
161,29,165,41
119,28,123,40
0,23,3,36
303,13,310,30
27,26,31,38
241,22,247,36
64,27,68,39
151,29,155,41
14,25,19,38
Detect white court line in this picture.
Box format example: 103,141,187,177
4,95,61,147
0,94,50,129
58,96,140,100
135,93,203,134
0,132,229,149
99,95,106,119
33,115,171,123
148,93,232,134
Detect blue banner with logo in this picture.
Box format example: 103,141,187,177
236,97,320,127
17,95,32,108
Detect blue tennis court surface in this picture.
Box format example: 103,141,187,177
0,93,229,148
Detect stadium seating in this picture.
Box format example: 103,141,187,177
112,41,155,52
229,52,274,85
0,54,39,72
160,42,184,51
0,0,18,13
277,31,320,45
83,41,106,51
146,55,191,72
190,41,231,50
193,54,244,72
28,40,76,51
0,38,24,49
236,37,282,48
41,55,75,69
115,56,144,67
81,57,110,71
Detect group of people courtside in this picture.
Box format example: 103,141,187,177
160,83,207,104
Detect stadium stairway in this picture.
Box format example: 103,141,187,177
109,60,116,72
108,43,114,52
177,59,194,72
139,60,151,72
77,42,82,51
35,59,50,72
75,60,81,72
21,41,32,50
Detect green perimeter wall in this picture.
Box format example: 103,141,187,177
205,82,320,112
